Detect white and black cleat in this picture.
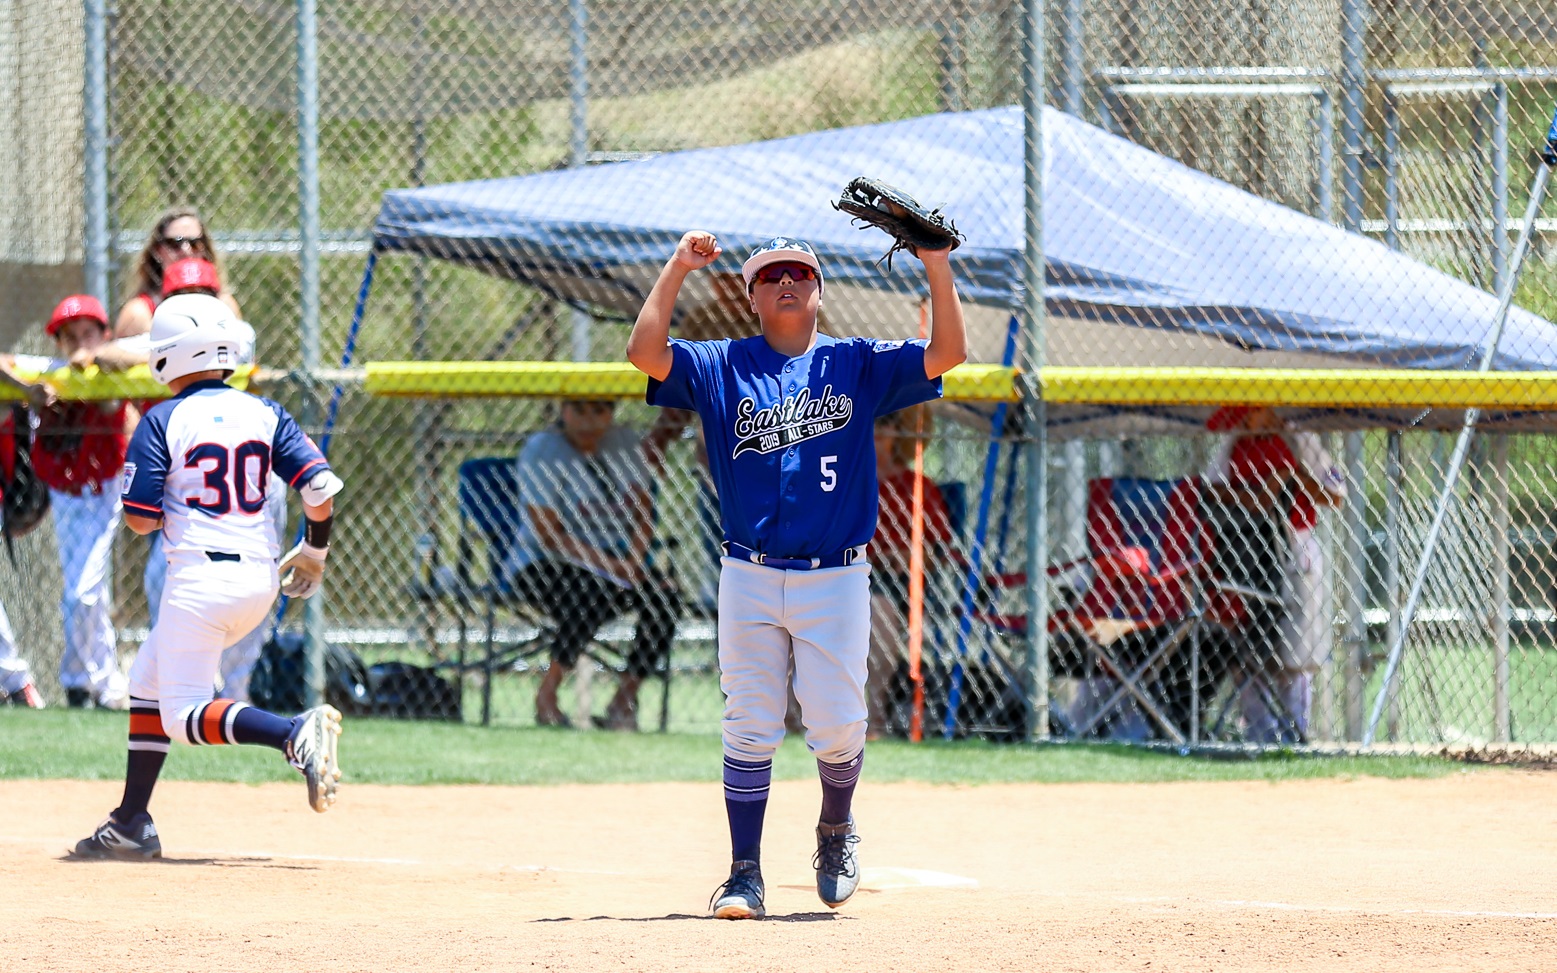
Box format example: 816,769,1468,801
72,812,162,861
285,705,343,813
709,860,766,919
814,816,861,908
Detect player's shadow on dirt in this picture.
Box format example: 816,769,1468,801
534,913,849,923
61,854,317,871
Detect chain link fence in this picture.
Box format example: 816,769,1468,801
2,0,1556,750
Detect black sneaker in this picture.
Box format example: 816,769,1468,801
72,812,162,861
814,816,861,908
709,860,765,919
65,688,91,709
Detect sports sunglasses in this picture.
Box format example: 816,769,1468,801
750,262,818,285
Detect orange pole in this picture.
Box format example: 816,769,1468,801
908,302,928,743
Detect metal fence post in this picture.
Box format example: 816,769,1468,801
570,0,591,362
1339,0,1367,234
1342,431,1367,739
1382,430,1403,740
297,0,325,707
1491,82,1510,290
1383,91,1400,251
1062,0,1084,116
1490,433,1511,741
83,0,110,304
1020,0,1048,742
1316,90,1335,222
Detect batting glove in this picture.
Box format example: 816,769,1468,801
280,542,329,599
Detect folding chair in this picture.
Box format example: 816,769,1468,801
413,456,676,729
1044,477,1213,744
1200,496,1305,742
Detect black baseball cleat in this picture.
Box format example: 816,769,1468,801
72,812,162,861
709,860,766,919
814,816,862,908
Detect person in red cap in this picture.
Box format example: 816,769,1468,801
113,207,241,343
0,295,132,708
1204,405,1347,743
82,257,241,375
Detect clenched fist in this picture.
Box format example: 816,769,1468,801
674,230,722,272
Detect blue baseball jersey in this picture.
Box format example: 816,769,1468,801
647,333,941,558
121,379,330,561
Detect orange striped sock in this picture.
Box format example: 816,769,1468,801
183,699,248,746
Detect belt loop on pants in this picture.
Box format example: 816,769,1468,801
720,541,865,571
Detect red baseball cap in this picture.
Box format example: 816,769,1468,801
46,294,109,336
161,258,220,298
1205,406,1253,431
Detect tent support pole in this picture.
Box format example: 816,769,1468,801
1366,122,1555,745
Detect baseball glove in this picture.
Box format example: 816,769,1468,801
833,176,963,270
1,406,50,566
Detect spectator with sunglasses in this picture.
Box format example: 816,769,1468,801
503,399,681,730
113,207,241,342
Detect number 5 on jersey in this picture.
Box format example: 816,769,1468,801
820,455,838,492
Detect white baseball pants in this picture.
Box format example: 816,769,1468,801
0,599,35,697
143,480,285,701
129,554,279,742
51,484,125,703
718,557,871,764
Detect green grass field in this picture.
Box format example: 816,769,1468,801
0,709,1474,787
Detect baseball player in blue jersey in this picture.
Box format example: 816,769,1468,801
71,294,345,861
628,231,966,918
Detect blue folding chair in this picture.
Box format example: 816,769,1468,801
412,456,676,728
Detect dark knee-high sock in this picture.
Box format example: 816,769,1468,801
818,751,864,825
182,699,293,750
723,754,773,864
117,698,169,820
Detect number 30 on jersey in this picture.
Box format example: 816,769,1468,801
184,441,271,516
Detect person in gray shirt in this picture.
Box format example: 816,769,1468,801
506,400,680,729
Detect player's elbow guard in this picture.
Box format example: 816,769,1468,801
299,469,344,507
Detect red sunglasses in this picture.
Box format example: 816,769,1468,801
750,262,818,285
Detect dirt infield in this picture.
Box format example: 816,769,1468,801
2,773,1554,972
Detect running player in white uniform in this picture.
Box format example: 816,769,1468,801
628,233,966,918
72,294,345,860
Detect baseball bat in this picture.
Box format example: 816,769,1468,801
1363,103,1557,745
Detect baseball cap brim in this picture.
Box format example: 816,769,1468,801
741,246,823,288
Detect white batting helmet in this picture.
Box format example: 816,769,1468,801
148,293,244,385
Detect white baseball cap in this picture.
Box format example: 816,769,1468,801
741,237,823,289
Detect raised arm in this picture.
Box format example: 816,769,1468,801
918,247,968,379
627,230,721,381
